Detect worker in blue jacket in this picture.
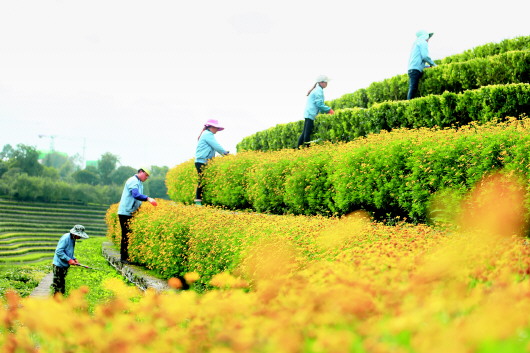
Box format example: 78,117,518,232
297,75,334,148
195,119,229,205
51,224,88,296
407,30,437,100
117,167,157,264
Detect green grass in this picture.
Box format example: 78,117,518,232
0,232,59,238
0,253,55,264
0,207,107,215
0,264,50,297
0,215,106,224
0,246,57,256
0,237,57,245
64,236,140,311
0,234,58,241
0,198,108,211
0,226,107,236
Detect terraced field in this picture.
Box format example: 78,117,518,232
0,199,108,266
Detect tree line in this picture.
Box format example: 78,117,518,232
0,144,169,205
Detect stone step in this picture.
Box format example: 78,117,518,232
101,242,170,292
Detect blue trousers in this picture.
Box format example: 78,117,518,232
297,118,315,148
407,69,423,100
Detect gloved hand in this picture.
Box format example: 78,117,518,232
147,197,158,206
329,109,335,115
68,259,78,265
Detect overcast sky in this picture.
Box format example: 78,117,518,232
0,0,527,171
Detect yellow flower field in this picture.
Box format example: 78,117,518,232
2,173,530,352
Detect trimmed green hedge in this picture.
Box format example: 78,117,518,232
329,49,530,110
237,83,530,152
171,118,530,223
439,35,530,64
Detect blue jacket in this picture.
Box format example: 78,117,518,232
195,130,227,164
408,30,436,72
53,233,77,268
118,175,147,216
304,84,331,120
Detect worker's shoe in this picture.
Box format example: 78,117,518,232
194,199,202,206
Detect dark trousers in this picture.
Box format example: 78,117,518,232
195,162,205,200
407,69,423,100
297,118,315,148
119,214,133,261
51,265,69,295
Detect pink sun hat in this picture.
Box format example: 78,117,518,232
204,119,224,131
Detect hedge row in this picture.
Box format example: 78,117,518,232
326,50,530,110
170,118,530,223
0,173,120,205
237,83,530,151
439,35,530,64
105,200,331,287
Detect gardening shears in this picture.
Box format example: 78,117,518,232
75,263,101,270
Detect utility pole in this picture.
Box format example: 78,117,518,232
81,138,86,167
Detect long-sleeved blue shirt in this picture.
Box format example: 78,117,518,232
304,84,331,120
118,175,147,216
408,31,436,72
52,233,77,268
195,130,227,164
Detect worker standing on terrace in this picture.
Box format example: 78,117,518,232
117,167,157,264
51,224,88,296
407,30,437,100
297,75,334,148
194,119,229,206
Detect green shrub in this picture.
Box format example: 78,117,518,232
440,35,530,64
203,153,254,209
326,49,530,109
283,146,334,216
106,200,331,290
237,83,530,152
170,118,530,223
0,265,48,298
165,159,196,204
244,150,293,213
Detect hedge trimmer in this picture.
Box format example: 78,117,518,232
75,263,101,270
